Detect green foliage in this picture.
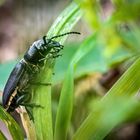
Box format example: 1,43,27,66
54,33,98,140
72,58,140,140
72,96,140,140
0,106,24,140
112,0,140,21
32,2,82,140
1,0,140,140
0,130,7,140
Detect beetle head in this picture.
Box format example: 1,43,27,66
43,31,80,49
47,39,62,48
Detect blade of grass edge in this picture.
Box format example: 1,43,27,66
54,34,97,140
47,2,82,44
72,57,140,140
0,130,6,140
0,106,24,140
32,2,82,140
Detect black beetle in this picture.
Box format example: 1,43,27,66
2,32,80,113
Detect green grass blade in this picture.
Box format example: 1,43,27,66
72,96,140,140
32,2,82,140
0,131,7,140
54,67,74,140
72,57,140,140
71,34,97,66
105,58,140,97
0,106,24,140
32,65,53,140
47,2,82,44
53,42,109,84
54,33,97,140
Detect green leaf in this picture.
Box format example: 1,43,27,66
0,106,24,140
75,0,101,30
112,1,140,21
111,0,124,6
72,57,140,140
54,67,74,140
119,24,140,52
32,2,82,140
54,33,98,140
47,2,82,43
72,96,140,140
0,131,7,140
53,40,131,83
53,42,108,84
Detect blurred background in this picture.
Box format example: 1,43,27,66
1,0,140,140
0,0,74,62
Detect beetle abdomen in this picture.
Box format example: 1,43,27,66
2,61,27,108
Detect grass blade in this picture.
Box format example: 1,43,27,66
0,106,24,140
54,34,97,140
0,130,7,140
47,2,82,43
32,2,82,140
72,57,140,140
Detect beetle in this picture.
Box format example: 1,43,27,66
2,31,80,113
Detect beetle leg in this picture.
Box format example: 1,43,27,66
38,57,47,62
54,47,62,52
49,49,60,55
25,107,34,121
20,103,42,108
16,94,31,105
54,44,64,50
52,54,62,58
26,63,40,74
59,45,64,49
30,82,51,86
16,94,42,109
21,103,43,121
49,49,62,57
16,93,42,108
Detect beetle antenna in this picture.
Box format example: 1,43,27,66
50,32,81,40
